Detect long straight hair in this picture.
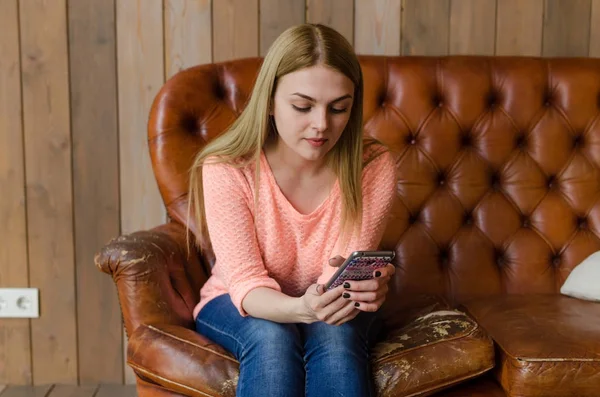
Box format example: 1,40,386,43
188,23,368,250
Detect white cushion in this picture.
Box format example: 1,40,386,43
560,251,600,302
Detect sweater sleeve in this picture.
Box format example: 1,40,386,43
202,161,281,316
317,150,397,284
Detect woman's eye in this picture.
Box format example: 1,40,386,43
292,105,311,112
291,104,348,114
331,107,348,114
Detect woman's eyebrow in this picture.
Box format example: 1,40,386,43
291,93,352,103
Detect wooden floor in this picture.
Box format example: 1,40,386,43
0,384,137,397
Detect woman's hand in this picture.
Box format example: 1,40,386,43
298,255,395,325
334,257,395,313
299,282,360,326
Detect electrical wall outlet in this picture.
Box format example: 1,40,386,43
0,288,40,318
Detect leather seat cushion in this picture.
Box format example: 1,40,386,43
127,295,494,397
432,374,506,396
463,295,600,397
373,296,495,396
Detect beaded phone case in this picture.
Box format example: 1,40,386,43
324,251,396,290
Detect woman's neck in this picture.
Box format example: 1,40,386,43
263,138,330,177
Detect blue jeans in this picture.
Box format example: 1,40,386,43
195,294,382,397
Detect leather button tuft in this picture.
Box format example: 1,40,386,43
461,134,472,147
490,172,501,190
487,91,498,107
521,215,530,227
577,216,588,229
438,173,446,186
181,115,198,134
547,175,556,188
464,212,473,225
408,213,419,224
515,134,527,150
573,135,584,148
552,255,561,267
213,82,226,100
439,249,449,265
496,252,505,266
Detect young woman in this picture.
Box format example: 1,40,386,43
188,23,397,397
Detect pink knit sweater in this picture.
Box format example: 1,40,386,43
193,147,397,319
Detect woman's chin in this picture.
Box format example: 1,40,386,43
297,146,330,161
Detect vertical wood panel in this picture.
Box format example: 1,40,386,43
117,0,165,233
354,0,401,55
543,0,592,56
67,0,122,384
116,1,165,252
213,0,259,62
449,0,496,55
259,0,305,56
590,0,600,57
165,0,212,78
496,0,543,56
306,0,354,45
116,0,166,384
19,0,77,384
0,0,32,386
402,0,450,55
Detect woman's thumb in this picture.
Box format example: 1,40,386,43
316,284,325,295
328,255,345,267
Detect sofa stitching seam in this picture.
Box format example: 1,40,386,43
402,364,495,397
146,324,239,363
493,331,600,363
372,317,480,364
128,363,216,397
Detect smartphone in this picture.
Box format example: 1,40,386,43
324,250,396,291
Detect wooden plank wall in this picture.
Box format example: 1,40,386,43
0,0,598,386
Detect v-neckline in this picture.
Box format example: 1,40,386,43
260,150,339,219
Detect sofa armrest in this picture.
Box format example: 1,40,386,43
128,324,239,397
94,222,209,336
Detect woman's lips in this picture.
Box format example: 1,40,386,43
306,138,327,147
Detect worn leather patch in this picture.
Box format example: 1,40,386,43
371,310,494,397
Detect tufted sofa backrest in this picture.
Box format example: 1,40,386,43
148,55,600,304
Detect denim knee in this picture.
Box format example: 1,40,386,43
242,319,302,360
311,321,366,351
301,320,376,397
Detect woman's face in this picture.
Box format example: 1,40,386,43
271,65,355,162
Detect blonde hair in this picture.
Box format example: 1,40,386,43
188,23,374,250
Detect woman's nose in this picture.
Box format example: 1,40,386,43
312,108,328,132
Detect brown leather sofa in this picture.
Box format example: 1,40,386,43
96,56,600,397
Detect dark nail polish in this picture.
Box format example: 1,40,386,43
343,293,350,299
344,282,351,289
375,271,382,277
355,302,360,307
